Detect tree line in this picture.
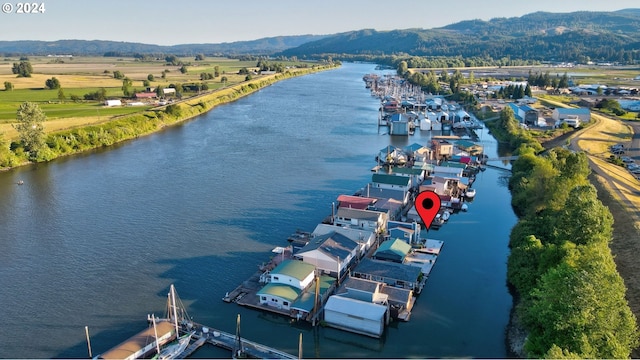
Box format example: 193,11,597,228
485,107,639,358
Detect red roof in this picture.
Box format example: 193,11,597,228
135,92,156,98
337,195,376,209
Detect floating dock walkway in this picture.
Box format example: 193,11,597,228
177,321,298,359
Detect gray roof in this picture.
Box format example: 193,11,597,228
362,185,407,202
342,276,381,294
353,258,422,283
336,207,382,222
379,285,413,305
297,231,358,260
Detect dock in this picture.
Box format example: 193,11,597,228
179,322,298,359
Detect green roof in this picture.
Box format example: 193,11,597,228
455,140,481,149
291,275,336,312
257,283,301,302
439,161,467,169
372,173,410,186
271,259,316,281
375,238,412,257
391,167,423,175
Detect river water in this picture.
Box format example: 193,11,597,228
0,63,516,358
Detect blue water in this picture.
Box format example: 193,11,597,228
0,63,516,358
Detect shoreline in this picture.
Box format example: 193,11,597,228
0,63,340,172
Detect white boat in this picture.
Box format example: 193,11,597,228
465,188,476,198
152,285,194,360
154,331,194,360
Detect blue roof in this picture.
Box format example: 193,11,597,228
379,145,400,153
404,143,425,152
557,108,590,115
507,103,524,122
390,113,403,121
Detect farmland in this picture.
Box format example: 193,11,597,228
0,55,310,137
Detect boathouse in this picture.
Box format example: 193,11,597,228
333,207,388,233
362,184,411,206
336,276,414,322
290,275,336,321
454,140,483,156
352,258,422,292
389,167,425,189
378,146,407,166
373,239,412,263
323,295,388,338
371,173,411,191
336,194,377,210
367,197,403,221
389,113,409,136
388,220,421,244
432,140,454,159
312,224,376,254
294,231,359,278
257,260,316,310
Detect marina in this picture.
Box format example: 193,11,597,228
0,63,516,359
95,286,298,359
220,121,480,338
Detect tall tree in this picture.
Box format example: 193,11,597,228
11,61,33,77
397,61,408,77
13,102,46,158
57,88,66,102
45,77,61,89
122,78,133,97
4,81,12,91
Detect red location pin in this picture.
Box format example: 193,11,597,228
414,190,441,229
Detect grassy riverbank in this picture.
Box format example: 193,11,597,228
482,106,639,358
0,63,339,170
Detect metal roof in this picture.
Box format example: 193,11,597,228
372,173,411,186
353,258,422,283
257,283,301,303
374,239,412,262
297,231,358,260
335,207,382,222
324,295,387,320
270,259,316,281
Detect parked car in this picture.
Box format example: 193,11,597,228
613,149,625,155
621,156,634,163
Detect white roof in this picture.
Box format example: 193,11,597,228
324,295,387,320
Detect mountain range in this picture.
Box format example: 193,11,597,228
2,9,639,64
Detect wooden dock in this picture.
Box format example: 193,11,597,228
179,322,298,359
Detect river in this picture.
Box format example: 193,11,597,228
0,62,516,358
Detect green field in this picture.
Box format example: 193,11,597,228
0,56,311,123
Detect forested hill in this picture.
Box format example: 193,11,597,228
279,9,640,64
0,35,326,56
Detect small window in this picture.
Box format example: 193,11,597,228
261,296,267,301
274,299,278,303
283,301,289,306
273,276,279,281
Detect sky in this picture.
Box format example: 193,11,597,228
1,0,639,46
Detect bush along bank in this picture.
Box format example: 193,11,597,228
0,64,339,169
485,107,639,358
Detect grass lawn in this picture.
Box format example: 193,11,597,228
575,113,633,155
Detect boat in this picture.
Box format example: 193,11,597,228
465,188,476,199
152,284,194,360
153,331,194,360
